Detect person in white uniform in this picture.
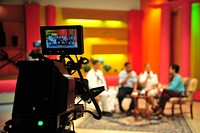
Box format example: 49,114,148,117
86,60,117,117
139,63,159,112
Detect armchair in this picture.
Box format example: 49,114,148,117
169,77,198,119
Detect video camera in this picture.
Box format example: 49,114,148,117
1,25,104,133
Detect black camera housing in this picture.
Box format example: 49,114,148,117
11,60,76,133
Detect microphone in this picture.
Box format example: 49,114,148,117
147,71,151,79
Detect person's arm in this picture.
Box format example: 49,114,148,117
140,74,150,88
154,74,159,87
86,71,95,89
149,74,159,90
118,71,127,86
133,82,138,92
119,76,129,86
128,72,138,82
100,72,107,90
131,72,138,92
119,72,135,86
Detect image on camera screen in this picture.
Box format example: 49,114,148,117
45,29,78,49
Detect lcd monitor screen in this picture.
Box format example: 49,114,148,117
40,25,84,55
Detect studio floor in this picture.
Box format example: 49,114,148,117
74,100,200,133
0,98,200,133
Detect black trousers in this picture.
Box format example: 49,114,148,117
158,89,181,112
117,87,135,112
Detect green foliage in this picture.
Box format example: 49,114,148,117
83,65,91,72
103,64,112,72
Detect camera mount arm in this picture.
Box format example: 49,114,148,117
59,55,103,120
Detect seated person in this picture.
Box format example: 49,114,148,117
47,34,56,45
86,60,117,117
56,34,61,44
156,64,185,119
66,34,74,44
117,62,137,116
139,63,159,112
60,36,67,45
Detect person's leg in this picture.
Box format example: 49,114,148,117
66,39,70,44
128,98,135,110
127,88,135,111
100,91,113,117
117,87,127,112
53,40,57,45
122,88,134,116
149,96,155,107
148,89,158,108
107,88,117,112
158,90,170,113
100,91,109,112
158,89,180,114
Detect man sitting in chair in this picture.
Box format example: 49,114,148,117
117,62,138,116
86,60,117,117
139,63,159,113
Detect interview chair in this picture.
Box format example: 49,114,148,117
169,77,198,119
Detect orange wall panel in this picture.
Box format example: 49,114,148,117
141,0,167,76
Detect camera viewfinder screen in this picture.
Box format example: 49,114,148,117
45,29,78,49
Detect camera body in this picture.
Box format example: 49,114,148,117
2,25,104,133
11,60,78,133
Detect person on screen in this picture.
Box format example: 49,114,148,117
56,34,61,45
61,36,67,44
67,34,74,44
47,34,56,45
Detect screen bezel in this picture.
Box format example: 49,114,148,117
40,25,84,55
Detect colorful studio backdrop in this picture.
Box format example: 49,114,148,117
0,0,200,86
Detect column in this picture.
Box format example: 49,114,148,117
46,5,56,26
180,0,191,77
160,4,171,84
127,10,143,74
25,3,40,53
45,5,57,59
